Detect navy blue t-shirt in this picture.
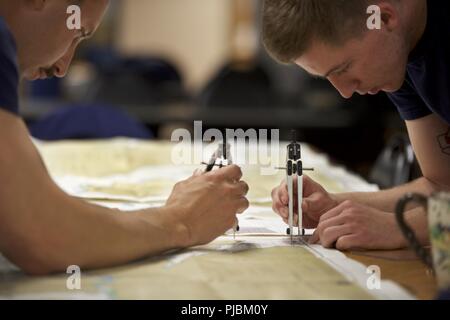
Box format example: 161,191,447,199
0,16,19,115
387,1,450,125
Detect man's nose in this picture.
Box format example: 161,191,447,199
328,77,358,99
53,50,76,78
53,59,70,78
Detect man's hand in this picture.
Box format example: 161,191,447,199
165,165,249,247
271,175,338,228
309,201,407,250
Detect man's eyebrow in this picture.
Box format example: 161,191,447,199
323,61,349,78
304,61,348,79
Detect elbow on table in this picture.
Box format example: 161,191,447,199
13,255,56,276
1,225,67,276
4,240,64,276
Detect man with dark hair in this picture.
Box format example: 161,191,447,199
266,0,450,250
0,0,249,275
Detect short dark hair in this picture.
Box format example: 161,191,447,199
262,0,373,64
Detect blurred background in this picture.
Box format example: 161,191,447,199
20,0,419,186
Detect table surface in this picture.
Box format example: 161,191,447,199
346,250,436,300
0,139,438,299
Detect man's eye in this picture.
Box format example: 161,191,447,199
336,64,351,76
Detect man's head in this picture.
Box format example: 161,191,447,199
2,0,108,80
262,0,423,98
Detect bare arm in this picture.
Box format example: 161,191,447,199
333,114,450,212
0,110,248,275
333,177,438,212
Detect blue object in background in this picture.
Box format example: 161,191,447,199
437,289,450,300
28,78,62,99
30,104,153,141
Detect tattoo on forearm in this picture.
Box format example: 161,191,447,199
437,128,450,156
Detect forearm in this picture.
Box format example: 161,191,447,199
332,176,440,212
44,197,185,273
0,114,187,274
1,181,186,275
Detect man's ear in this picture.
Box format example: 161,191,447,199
23,0,47,11
378,1,400,31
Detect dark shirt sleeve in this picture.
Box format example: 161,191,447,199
387,78,432,121
0,19,19,115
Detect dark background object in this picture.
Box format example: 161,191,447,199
369,134,422,189
198,61,276,109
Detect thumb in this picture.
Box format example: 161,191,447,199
302,199,309,212
309,229,319,244
303,192,324,212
